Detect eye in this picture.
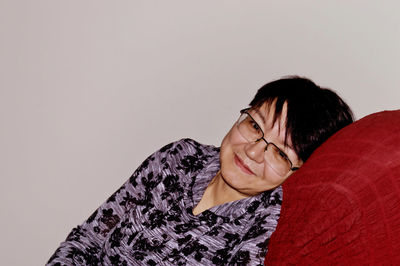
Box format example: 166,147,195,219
250,121,261,131
277,149,289,161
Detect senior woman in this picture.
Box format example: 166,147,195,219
47,76,353,265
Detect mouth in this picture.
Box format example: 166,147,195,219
234,154,255,175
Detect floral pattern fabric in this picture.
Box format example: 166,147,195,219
47,139,282,265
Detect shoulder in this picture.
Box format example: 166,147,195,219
133,139,218,175
154,139,220,176
158,138,219,158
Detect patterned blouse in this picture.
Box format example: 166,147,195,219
47,139,282,265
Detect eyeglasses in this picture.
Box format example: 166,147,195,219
236,108,300,176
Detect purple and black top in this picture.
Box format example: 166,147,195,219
47,139,282,265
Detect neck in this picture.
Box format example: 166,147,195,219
192,171,248,215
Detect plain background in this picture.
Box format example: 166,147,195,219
1,1,399,265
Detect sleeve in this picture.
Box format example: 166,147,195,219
46,141,179,265
229,202,282,266
228,235,269,266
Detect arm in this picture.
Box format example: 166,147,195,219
47,141,177,265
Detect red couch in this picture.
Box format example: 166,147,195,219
265,110,400,265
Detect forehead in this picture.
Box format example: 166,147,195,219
254,101,287,127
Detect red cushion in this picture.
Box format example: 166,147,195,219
265,110,400,265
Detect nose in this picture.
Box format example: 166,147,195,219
244,140,266,164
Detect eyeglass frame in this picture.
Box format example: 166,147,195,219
237,108,300,174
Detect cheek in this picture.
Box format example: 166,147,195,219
220,128,241,171
263,171,290,187
220,133,233,167
221,126,245,148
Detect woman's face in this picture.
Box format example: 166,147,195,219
219,102,302,197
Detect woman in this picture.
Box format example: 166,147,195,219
47,76,353,265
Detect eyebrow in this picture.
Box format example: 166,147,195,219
255,109,266,125
253,108,295,151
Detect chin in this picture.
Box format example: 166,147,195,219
220,167,255,194
220,166,243,187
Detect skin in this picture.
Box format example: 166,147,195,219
193,102,303,215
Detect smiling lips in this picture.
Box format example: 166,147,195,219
234,154,255,175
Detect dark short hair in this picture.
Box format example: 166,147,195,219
249,76,354,162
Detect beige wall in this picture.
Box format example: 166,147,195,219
1,1,399,265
